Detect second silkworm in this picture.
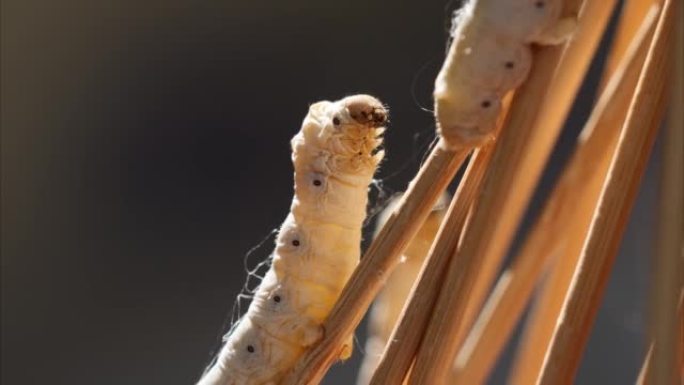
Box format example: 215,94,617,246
434,0,575,149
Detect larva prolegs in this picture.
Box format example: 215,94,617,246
199,95,387,385
339,335,354,361
534,16,577,45
248,270,324,347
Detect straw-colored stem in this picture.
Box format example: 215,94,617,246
281,143,468,385
648,1,683,383
452,8,658,383
601,0,657,87
678,292,684,381
637,344,654,385
405,0,615,382
508,2,661,383
368,144,493,385
536,0,673,382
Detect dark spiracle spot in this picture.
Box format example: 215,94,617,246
332,117,341,126
292,239,300,247
273,295,281,303
481,100,492,108
313,179,322,186
535,1,545,8
247,345,255,353
505,61,515,69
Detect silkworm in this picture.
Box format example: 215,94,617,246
435,0,576,149
198,94,387,385
357,193,450,385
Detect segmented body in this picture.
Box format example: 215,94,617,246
356,194,449,385
198,95,386,385
435,0,575,149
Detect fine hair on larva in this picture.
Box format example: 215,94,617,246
362,132,443,231
434,0,576,149
357,192,450,385
198,94,387,385
198,228,279,381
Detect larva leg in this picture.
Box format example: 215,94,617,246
339,335,354,361
249,270,326,348
199,95,386,385
201,317,301,385
534,16,577,45
301,322,325,347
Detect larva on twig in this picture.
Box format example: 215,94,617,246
198,95,387,385
435,0,576,149
356,193,449,385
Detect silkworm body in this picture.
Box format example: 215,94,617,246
357,194,449,385
435,0,574,149
199,95,386,385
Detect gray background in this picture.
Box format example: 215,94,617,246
2,0,654,384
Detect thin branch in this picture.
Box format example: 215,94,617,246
636,344,654,385
536,0,674,382
452,7,659,383
648,0,683,383
406,0,616,382
369,143,494,385
678,292,684,381
600,0,658,88
508,1,662,382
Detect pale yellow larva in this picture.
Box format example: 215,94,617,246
198,95,386,385
356,193,450,385
435,0,576,149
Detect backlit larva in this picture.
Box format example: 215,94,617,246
356,193,450,385
198,95,387,385
435,0,576,149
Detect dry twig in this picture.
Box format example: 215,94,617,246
648,0,683,382
508,2,662,383
452,6,659,383
636,344,655,385
535,0,674,382
369,144,494,385
406,0,617,382
601,0,659,86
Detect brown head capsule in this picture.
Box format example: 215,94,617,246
342,94,388,128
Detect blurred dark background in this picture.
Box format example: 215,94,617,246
2,0,656,384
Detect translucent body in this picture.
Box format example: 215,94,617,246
435,0,575,149
198,95,386,385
